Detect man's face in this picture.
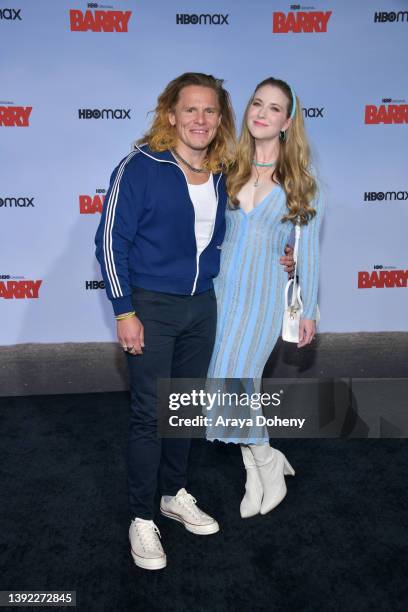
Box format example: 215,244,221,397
168,85,221,154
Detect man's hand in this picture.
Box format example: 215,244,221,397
298,319,316,348
280,244,295,277
117,315,144,355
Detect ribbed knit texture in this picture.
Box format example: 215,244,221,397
206,186,324,443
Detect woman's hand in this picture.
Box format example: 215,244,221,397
298,319,316,348
117,315,144,355
280,244,295,276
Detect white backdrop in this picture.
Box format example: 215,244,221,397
1,0,407,344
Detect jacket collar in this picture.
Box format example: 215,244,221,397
135,144,174,163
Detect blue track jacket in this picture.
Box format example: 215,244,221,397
95,145,227,315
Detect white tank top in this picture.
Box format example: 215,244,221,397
187,174,217,255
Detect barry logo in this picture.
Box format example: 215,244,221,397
0,280,42,299
0,106,32,127
273,9,332,33
365,103,408,124
79,189,105,214
70,8,132,32
358,269,408,288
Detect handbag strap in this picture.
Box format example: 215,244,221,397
290,219,301,306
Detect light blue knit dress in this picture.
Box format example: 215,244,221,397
205,184,323,443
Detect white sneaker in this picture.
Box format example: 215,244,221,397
160,489,220,535
129,518,167,570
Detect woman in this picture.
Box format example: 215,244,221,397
206,77,324,518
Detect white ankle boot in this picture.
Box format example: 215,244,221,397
250,444,295,515
239,445,263,518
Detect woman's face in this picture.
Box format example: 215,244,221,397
246,84,291,141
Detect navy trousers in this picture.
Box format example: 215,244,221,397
126,287,217,519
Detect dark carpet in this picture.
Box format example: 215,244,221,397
0,393,407,612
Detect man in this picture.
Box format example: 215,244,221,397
95,73,293,571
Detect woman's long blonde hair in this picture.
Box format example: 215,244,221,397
227,77,317,224
138,73,237,173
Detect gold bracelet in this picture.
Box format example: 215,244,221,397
115,311,134,318
115,311,136,321
116,313,136,321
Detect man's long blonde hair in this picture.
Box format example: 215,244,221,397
227,77,317,224
138,72,237,173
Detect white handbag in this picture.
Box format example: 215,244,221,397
282,221,319,343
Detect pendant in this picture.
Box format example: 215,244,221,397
254,179,259,187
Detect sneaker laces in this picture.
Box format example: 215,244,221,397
175,491,204,518
135,519,162,552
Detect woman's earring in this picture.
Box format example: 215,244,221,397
279,130,286,143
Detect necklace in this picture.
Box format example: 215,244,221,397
252,160,276,167
171,149,208,174
252,160,276,187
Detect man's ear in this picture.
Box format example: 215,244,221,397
168,111,176,126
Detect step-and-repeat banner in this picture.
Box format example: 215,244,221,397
1,0,407,344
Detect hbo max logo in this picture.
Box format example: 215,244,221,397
176,13,229,25
78,108,131,119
